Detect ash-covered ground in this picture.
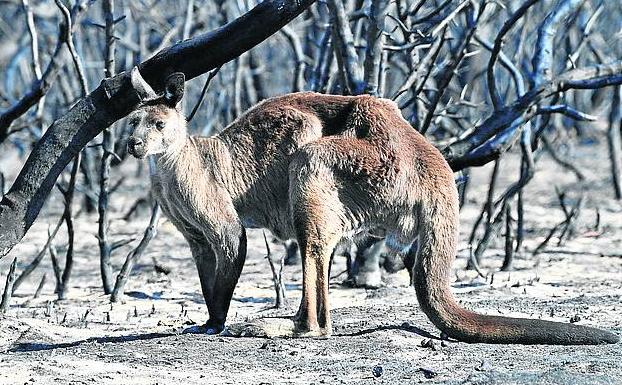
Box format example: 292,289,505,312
1,140,621,385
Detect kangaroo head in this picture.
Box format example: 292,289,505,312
127,67,187,159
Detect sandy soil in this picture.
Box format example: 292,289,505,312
0,138,621,385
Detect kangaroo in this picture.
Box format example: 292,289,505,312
125,67,618,344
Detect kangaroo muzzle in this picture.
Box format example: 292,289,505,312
127,136,146,158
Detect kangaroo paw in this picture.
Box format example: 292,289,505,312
183,320,225,335
224,318,332,338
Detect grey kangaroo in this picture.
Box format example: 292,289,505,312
125,67,618,344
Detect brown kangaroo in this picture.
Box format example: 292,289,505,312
125,67,618,344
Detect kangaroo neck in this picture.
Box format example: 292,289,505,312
153,137,203,185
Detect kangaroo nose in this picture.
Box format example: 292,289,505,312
128,137,143,149
127,137,145,156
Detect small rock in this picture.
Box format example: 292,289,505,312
476,360,493,372
569,314,581,323
372,365,383,378
418,367,438,379
420,339,441,351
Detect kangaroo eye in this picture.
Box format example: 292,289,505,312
155,121,165,130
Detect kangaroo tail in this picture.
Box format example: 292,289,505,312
414,182,619,345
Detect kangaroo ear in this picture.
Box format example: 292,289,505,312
164,72,185,107
130,66,157,101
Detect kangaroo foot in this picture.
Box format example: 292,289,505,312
292,314,332,338
225,317,296,337
224,317,331,338
183,319,225,335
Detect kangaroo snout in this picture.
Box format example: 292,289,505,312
127,137,146,158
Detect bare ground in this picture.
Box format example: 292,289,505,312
0,139,621,385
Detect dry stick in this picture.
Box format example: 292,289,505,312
471,200,505,277
182,0,195,41
22,0,46,123
467,159,500,269
232,55,245,118
394,30,445,106
310,28,332,92
12,216,64,294
411,0,451,24
420,2,484,134
501,202,514,271
533,191,582,254
32,273,46,300
467,244,487,279
122,197,149,221
457,168,470,209
98,0,117,295
377,49,389,97
179,0,195,114
515,169,525,252
279,26,306,92
22,0,42,80
607,86,622,199
110,204,161,303
55,0,88,96
262,231,286,309
363,0,389,96
248,51,267,101
532,0,584,88
514,129,535,254
328,0,365,95
407,0,427,17
187,66,221,123
79,150,99,213
57,154,81,300
0,258,17,314
447,0,622,171
48,242,62,294
486,0,540,110
556,195,584,246
22,273,47,307
533,222,562,256
474,127,536,267
564,4,603,70
241,55,259,108
541,136,585,181
53,0,88,300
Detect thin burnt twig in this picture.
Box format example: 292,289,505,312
12,216,64,294
0,258,17,314
111,203,161,302
98,0,118,295
262,231,286,308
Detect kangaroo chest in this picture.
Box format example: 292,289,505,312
151,172,206,242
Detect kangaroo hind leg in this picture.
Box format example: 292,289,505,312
290,164,348,337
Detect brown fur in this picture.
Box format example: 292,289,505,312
126,69,619,344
